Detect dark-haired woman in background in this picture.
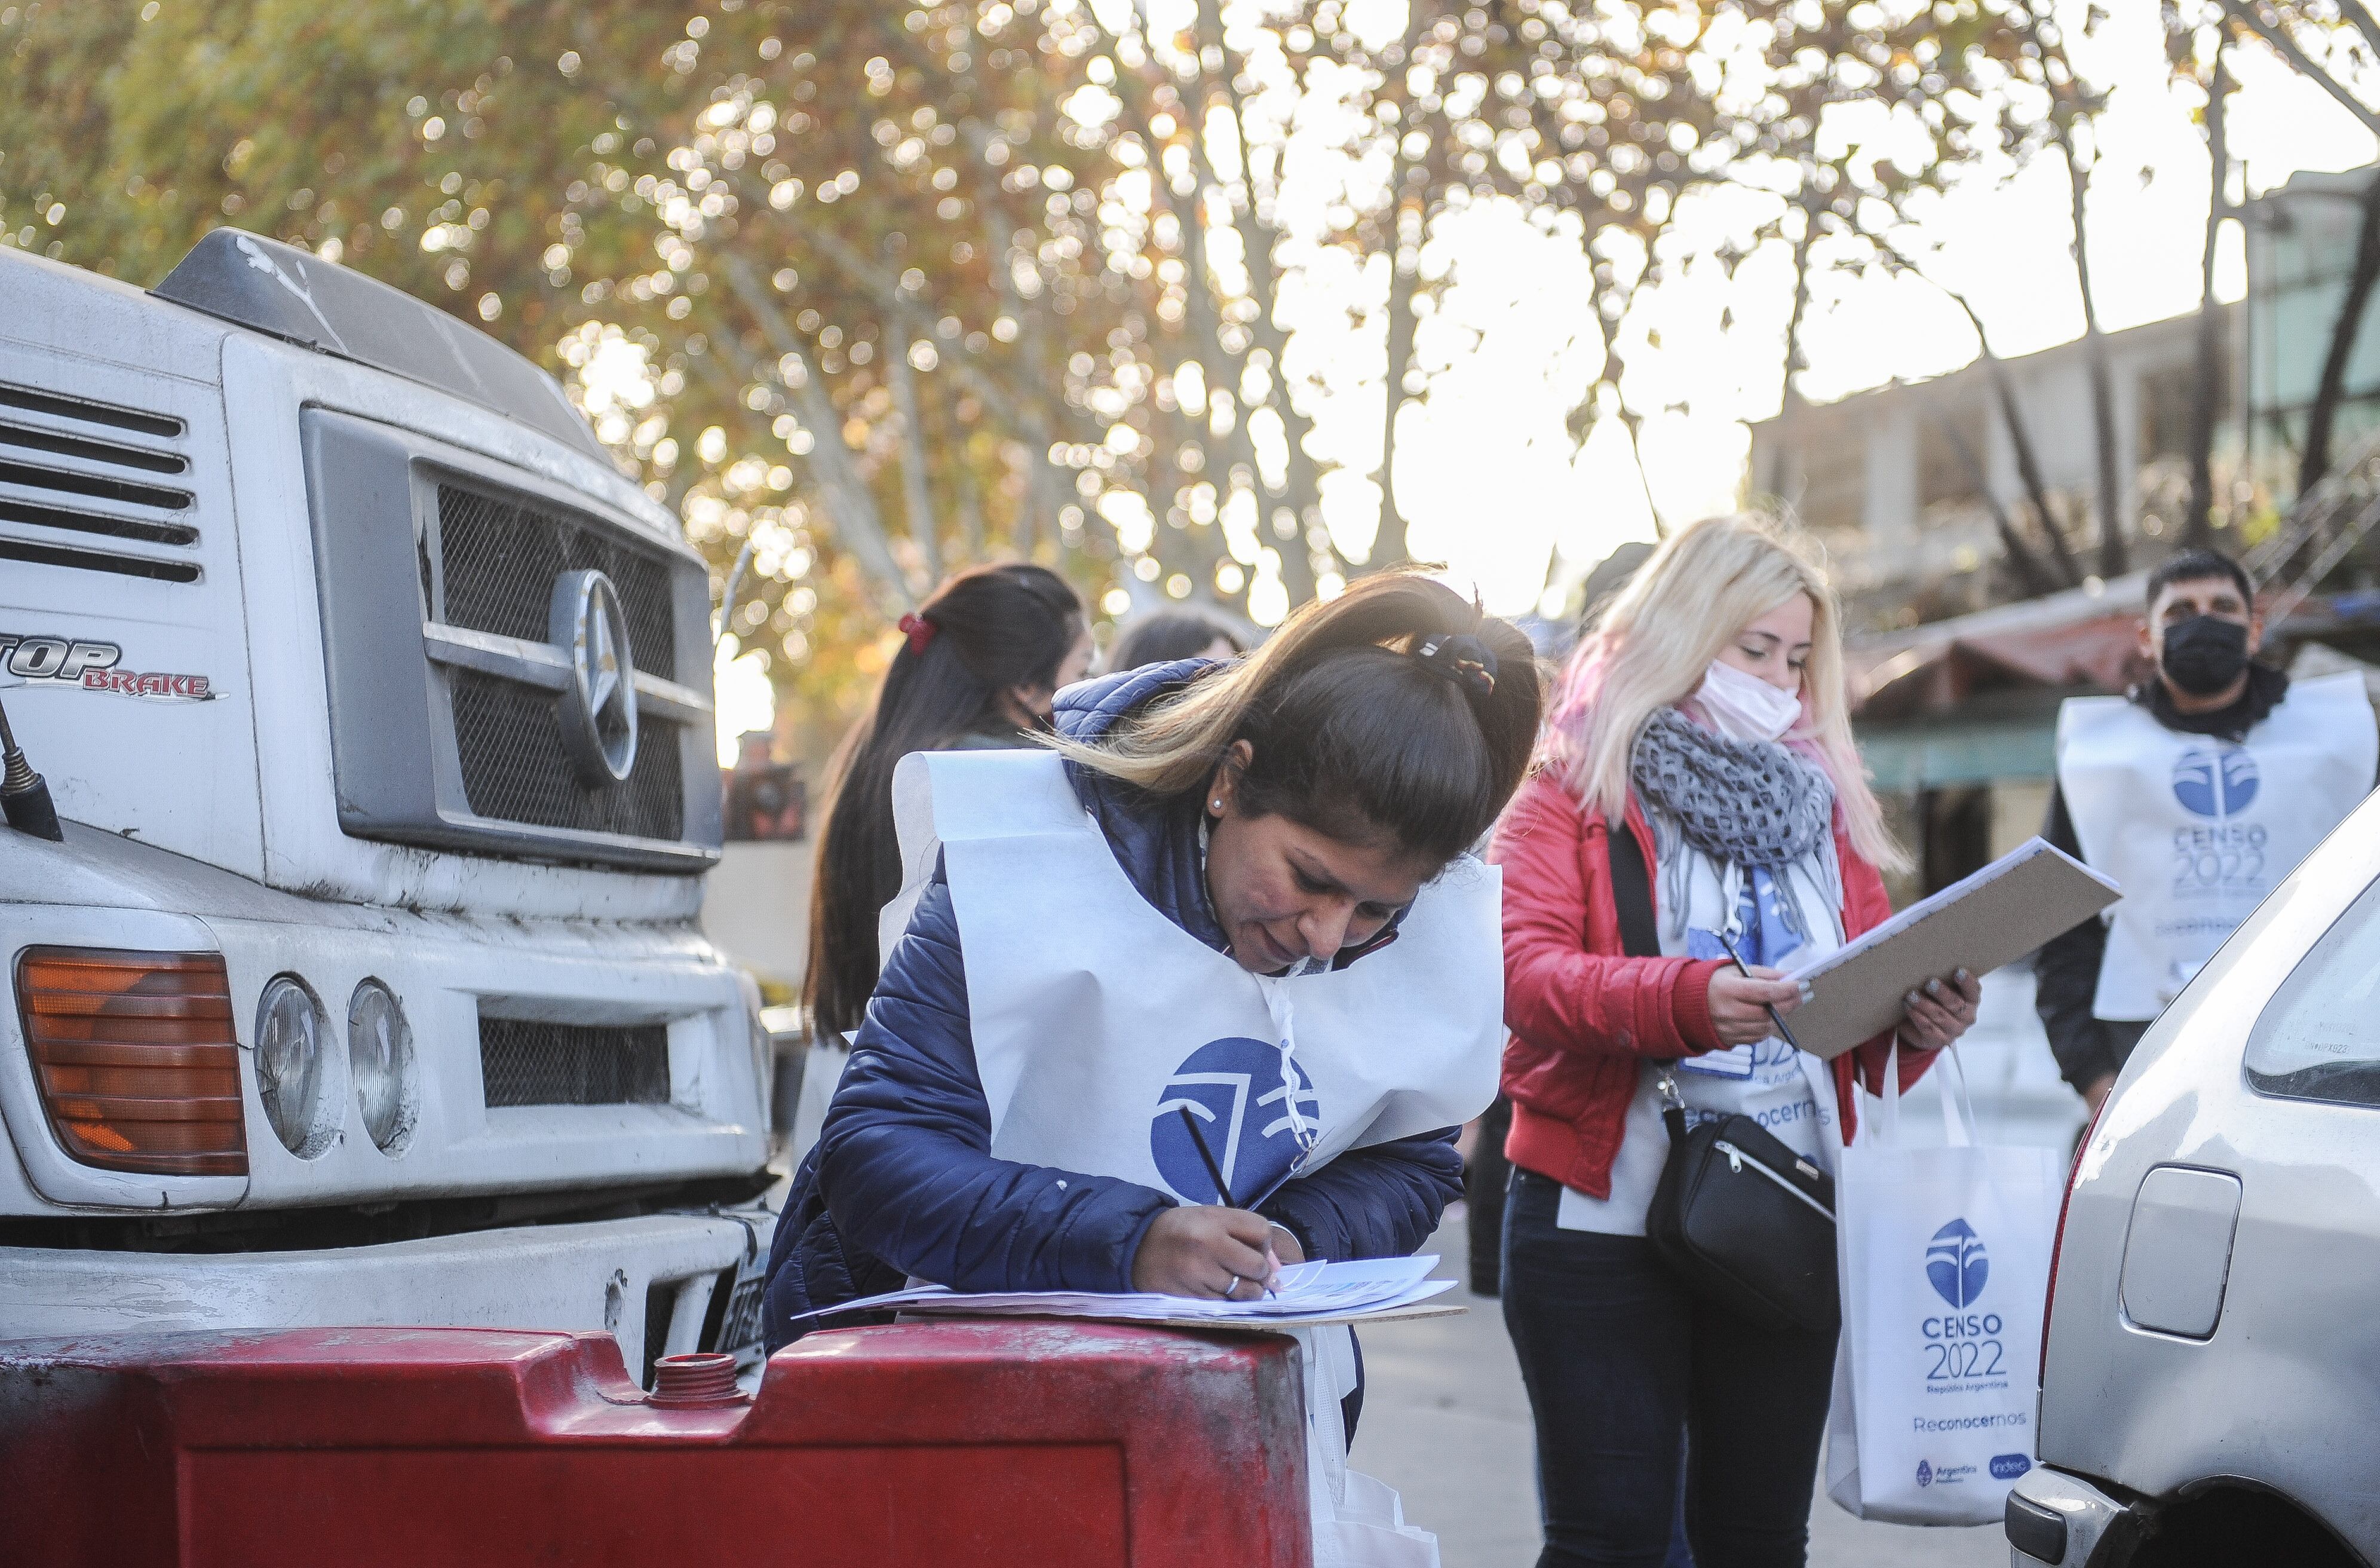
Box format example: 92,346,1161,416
762,571,1541,1562
790,563,1092,1157
1108,606,1246,671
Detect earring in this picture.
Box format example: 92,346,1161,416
1210,800,1222,811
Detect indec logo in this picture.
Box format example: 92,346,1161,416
2172,743,2259,819
1926,1218,1990,1309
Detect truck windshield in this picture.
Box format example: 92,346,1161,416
2244,873,2380,1108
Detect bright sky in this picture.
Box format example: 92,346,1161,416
1393,3,2380,619
714,2,2380,758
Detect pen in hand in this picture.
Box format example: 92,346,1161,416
1715,929,1806,1054
1176,1105,1280,1297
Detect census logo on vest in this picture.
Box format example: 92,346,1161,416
1150,1036,1321,1205
1925,1218,1989,1309
2172,743,2259,819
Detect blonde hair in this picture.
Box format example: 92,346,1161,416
1544,513,1906,874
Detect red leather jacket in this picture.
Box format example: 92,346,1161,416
1490,771,1930,1198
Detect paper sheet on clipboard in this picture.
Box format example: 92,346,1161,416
1780,837,2119,1059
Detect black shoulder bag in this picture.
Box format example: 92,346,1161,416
1609,820,1841,1334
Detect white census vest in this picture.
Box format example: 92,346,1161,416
2056,670,2376,1021
884,748,1504,1199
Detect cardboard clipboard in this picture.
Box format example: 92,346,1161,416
1781,837,2119,1059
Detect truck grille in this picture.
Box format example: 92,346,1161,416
302,408,719,873
449,670,686,840
479,1016,671,1107
0,382,200,582
435,483,677,681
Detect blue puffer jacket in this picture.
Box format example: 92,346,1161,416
760,660,1467,1350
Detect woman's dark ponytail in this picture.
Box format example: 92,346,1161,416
805,564,1085,1036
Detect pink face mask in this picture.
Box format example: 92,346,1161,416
1693,657,1802,743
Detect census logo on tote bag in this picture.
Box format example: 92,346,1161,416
1827,1049,2063,1527
1926,1218,1988,1307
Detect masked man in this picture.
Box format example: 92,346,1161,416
2037,549,2378,1113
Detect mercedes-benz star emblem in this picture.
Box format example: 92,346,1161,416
550,569,639,787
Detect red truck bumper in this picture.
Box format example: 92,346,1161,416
0,1319,1312,1566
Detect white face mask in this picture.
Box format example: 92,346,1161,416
1693,656,1803,743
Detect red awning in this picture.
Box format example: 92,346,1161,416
1854,615,2146,717
1850,575,2153,719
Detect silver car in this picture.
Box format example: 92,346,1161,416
2009,792,2380,1567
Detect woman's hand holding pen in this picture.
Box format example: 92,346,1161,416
1706,965,1804,1046
1899,967,1980,1050
1131,1206,1281,1300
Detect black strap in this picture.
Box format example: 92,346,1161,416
1607,814,1661,960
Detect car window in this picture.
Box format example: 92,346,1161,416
2245,872,2380,1107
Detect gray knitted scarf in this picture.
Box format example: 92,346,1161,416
1631,707,1841,946
1630,706,1835,871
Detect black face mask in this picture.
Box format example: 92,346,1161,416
2159,614,2252,697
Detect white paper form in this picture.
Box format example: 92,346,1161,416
787,1255,1457,1328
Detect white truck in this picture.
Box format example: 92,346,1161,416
0,231,776,1379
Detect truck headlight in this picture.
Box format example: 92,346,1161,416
347,979,417,1154
256,976,333,1157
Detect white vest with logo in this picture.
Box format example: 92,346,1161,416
2055,670,2375,1021
884,748,1505,1566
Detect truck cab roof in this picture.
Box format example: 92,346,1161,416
152,229,611,468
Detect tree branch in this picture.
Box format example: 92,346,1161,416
756,183,1090,561
864,19,1091,558
1763,182,1822,501
2342,0,2380,57
1191,0,1330,601
2021,7,2125,574
1366,0,1434,572
720,254,916,608
886,324,942,584
1936,412,2060,598
2187,40,2231,547
2300,170,2380,495
760,193,1087,440
2224,0,2380,137
1852,222,2081,587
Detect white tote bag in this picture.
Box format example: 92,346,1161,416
1827,1047,2064,1525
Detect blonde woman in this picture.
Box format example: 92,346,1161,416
1492,514,1979,1568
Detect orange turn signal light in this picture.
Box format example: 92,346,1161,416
16,947,247,1177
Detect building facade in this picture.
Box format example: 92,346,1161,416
2244,167,2380,496
1747,310,2231,627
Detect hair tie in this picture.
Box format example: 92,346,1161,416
1414,633,1498,701
898,611,937,656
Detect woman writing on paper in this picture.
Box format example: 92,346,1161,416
1493,515,1980,1568
760,573,1538,1551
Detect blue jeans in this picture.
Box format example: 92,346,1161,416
1501,1168,1837,1568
